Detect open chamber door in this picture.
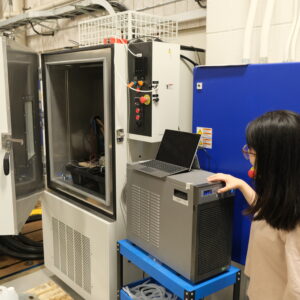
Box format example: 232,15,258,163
0,37,44,235
0,38,117,236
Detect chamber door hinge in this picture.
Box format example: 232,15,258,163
38,68,42,81
116,129,125,143
42,153,47,176
42,162,46,176
1,133,24,152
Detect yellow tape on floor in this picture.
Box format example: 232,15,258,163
25,281,73,300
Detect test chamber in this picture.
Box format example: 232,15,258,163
127,166,234,282
0,36,128,299
0,36,188,299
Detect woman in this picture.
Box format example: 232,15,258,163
208,110,300,300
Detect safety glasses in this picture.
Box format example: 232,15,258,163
242,144,256,160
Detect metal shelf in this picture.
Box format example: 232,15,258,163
117,240,241,300
0,0,116,33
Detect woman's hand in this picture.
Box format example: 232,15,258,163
207,173,243,193
207,173,256,205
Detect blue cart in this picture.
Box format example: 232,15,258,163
117,240,241,300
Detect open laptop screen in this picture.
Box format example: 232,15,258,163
156,130,201,169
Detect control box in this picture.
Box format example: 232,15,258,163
128,41,180,143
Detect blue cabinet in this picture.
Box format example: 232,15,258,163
193,63,300,264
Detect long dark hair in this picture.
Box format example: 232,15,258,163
245,110,300,231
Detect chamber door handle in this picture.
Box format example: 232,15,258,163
7,138,24,146
3,152,10,176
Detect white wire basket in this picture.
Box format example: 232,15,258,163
78,10,178,47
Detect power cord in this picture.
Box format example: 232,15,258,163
123,280,177,299
180,54,198,67
113,44,159,93
29,21,54,36
108,0,128,12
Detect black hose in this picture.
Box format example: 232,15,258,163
0,237,43,254
195,0,207,9
109,1,128,12
14,235,43,248
180,54,198,66
0,243,44,260
180,45,205,53
29,21,54,36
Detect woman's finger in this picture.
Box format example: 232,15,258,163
217,186,231,193
207,174,227,182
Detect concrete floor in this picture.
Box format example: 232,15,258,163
1,263,248,300
1,266,84,299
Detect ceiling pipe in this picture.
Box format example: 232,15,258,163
3,0,24,18
259,0,275,63
291,0,300,61
29,0,115,15
2,0,26,45
30,0,83,11
242,0,259,64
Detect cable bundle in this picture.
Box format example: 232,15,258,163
123,280,177,300
0,214,43,260
0,235,43,260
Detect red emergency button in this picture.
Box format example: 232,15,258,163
139,96,146,104
135,115,141,121
135,108,141,113
139,94,151,105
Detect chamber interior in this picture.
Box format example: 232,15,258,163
46,62,106,204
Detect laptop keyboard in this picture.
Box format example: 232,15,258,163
141,160,186,173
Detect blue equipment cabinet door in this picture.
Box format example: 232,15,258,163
193,63,300,264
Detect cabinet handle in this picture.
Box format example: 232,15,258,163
3,152,10,176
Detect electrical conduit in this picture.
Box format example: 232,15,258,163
2,0,24,19
291,0,300,61
259,0,276,63
242,0,259,63
284,0,299,61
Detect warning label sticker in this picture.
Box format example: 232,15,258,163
196,127,213,149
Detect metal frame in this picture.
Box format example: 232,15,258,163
117,239,241,300
41,44,117,219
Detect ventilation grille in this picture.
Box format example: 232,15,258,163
196,199,233,279
129,184,160,247
52,217,91,294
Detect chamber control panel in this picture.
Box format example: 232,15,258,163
128,42,154,137
127,41,180,142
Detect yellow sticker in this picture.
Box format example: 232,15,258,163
196,127,213,149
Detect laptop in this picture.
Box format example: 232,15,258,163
133,129,201,178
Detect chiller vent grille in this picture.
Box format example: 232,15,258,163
196,199,233,278
130,185,160,247
52,217,91,294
